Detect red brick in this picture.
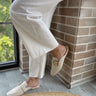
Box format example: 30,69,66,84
65,34,76,43
74,50,95,60
68,0,81,7
59,8,79,16
72,74,82,82
52,16,66,24
90,27,96,34
57,24,77,35
77,35,96,44
66,17,79,26
73,60,84,68
51,29,64,39
82,0,96,7
73,64,94,75
75,45,86,52
83,70,96,78
80,8,92,17
87,43,96,50
78,28,89,35
79,18,96,26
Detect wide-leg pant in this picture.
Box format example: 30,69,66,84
10,0,63,78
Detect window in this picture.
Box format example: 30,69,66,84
0,0,19,70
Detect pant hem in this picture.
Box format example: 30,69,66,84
29,74,45,79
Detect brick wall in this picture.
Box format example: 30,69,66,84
47,0,96,88
48,0,81,87
19,38,29,72
19,0,96,88
72,0,96,85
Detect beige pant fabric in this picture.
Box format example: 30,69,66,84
10,0,63,78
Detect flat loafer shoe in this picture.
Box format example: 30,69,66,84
6,81,40,96
50,46,69,76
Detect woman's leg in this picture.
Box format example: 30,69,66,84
26,54,47,88
29,54,47,79
10,11,67,88
26,44,67,88
51,44,67,61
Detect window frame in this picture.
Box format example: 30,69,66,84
0,0,19,70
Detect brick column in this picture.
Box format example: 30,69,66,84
72,0,96,87
19,0,96,88
47,0,81,88
48,0,96,88
19,38,29,72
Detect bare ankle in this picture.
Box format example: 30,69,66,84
51,44,60,55
51,44,67,60
26,77,39,87
27,77,39,83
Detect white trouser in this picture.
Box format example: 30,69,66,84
10,0,63,78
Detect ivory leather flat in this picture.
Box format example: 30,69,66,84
7,81,40,96
50,46,69,76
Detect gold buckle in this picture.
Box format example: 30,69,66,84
53,60,59,66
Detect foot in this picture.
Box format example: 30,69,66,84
51,44,67,61
26,77,40,88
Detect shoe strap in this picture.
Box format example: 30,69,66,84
19,81,27,92
19,85,25,93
